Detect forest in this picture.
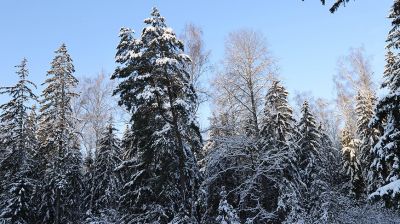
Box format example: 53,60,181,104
1,0,400,223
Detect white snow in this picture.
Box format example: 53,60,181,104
369,179,400,199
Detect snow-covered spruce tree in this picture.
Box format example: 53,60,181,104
355,90,378,193
89,123,121,215
120,124,135,160
297,101,321,187
260,80,296,146
341,125,364,198
318,123,342,188
37,44,83,223
262,83,301,222
215,187,240,224
26,105,38,158
312,123,345,223
369,0,400,208
82,147,94,214
113,125,135,185
0,58,38,223
256,81,303,223
27,105,50,223
296,101,329,220
112,8,202,223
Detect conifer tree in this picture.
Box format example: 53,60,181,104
90,123,121,214
341,126,364,198
296,101,329,219
114,125,135,184
0,58,37,223
26,105,38,157
297,101,321,185
112,7,202,223
82,148,94,213
37,44,83,223
260,80,296,146
215,187,240,224
255,81,303,222
313,123,343,222
369,0,400,208
120,124,135,160
354,90,378,193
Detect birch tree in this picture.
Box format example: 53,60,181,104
213,29,277,135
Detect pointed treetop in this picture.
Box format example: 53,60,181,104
382,50,400,92
107,120,115,135
119,27,133,37
302,100,310,112
144,7,166,28
15,58,29,80
54,43,73,61
14,58,38,101
45,43,77,85
387,0,400,49
0,58,37,104
151,7,160,17
54,43,71,57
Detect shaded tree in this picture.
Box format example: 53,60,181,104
0,58,37,223
37,44,83,223
369,1,400,208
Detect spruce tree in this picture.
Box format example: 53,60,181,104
260,80,296,146
26,105,38,158
215,187,240,224
37,44,83,223
314,123,343,222
354,90,378,193
369,0,400,208
297,101,321,186
112,7,202,223
340,126,364,198
318,123,341,185
120,124,135,160
297,101,329,220
114,125,135,185
256,81,303,222
0,58,37,223
90,123,121,214
82,148,94,214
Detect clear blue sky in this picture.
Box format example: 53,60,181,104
0,0,393,128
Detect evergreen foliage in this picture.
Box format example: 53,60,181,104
90,123,121,214
260,81,295,146
0,58,37,223
369,0,400,208
112,7,202,223
36,44,83,223
2,3,400,223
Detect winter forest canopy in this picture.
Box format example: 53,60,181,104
2,1,400,223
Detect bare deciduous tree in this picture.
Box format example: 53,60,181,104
73,72,121,154
181,23,212,110
333,47,375,137
212,29,277,135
